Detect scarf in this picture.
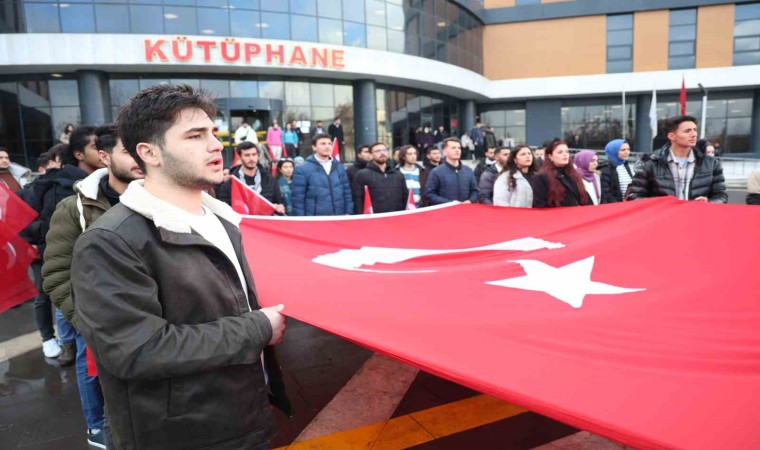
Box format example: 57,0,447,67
604,139,627,166
574,150,599,198
237,167,261,194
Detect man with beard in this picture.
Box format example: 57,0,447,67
70,85,289,450
352,142,408,214
42,124,143,449
216,142,285,214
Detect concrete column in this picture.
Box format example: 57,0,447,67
526,99,562,147
352,79,377,150
751,89,760,154
635,94,654,152
76,70,112,126
462,100,476,135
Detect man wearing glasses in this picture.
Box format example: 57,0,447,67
351,142,409,214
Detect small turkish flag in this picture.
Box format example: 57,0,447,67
232,150,241,167
230,176,275,216
331,138,341,162
680,77,687,115
406,188,417,210
363,185,373,214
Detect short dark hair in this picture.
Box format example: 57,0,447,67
496,146,510,154
663,115,698,135
540,140,553,150
236,141,258,156
95,124,119,154
117,84,216,172
0,147,8,157
425,145,440,155
36,152,49,169
441,137,461,149
369,142,386,152
357,144,370,153
276,158,294,177
312,133,332,145
69,125,96,156
47,144,67,163
334,116,340,121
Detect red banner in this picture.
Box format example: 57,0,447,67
240,198,760,450
230,176,275,216
0,183,38,312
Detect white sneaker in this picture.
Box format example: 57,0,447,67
42,339,62,358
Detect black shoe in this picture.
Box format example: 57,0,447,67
58,342,76,367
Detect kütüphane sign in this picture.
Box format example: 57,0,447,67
144,37,345,69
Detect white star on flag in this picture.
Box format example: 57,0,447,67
486,256,645,308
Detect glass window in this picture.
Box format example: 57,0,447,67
291,15,318,42
231,10,260,38
317,0,341,19
608,46,632,60
344,21,366,47
365,0,385,27
259,80,284,100
260,12,290,39
229,0,260,9
260,0,288,12
387,3,404,31
734,5,760,66
669,24,696,41
669,42,694,56
170,79,201,88
197,0,229,6
670,9,696,25
388,30,405,53
61,4,95,33
131,5,164,34
607,29,633,46
95,5,130,33
607,14,633,73
24,4,60,33
311,106,334,124
515,0,540,5
285,82,311,105
343,0,364,23
562,102,636,150
200,79,230,98
318,17,343,45
139,79,169,90
110,79,140,107
230,80,259,98
727,98,753,118
51,107,81,140
164,0,196,5
291,0,317,16
334,84,352,106
669,9,696,70
198,7,230,36
310,83,334,106
164,6,197,35
367,25,387,50
607,14,633,30
49,80,79,106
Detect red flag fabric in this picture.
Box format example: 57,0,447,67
331,138,341,162
230,176,275,216
680,77,687,115
363,185,373,214
232,150,240,168
405,188,417,210
0,184,38,312
240,198,760,450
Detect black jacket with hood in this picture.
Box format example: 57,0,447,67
352,161,409,214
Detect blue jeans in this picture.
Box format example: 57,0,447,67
55,308,76,344
75,333,105,430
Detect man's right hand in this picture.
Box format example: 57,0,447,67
260,304,286,345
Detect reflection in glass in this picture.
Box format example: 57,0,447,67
261,12,290,39
198,7,231,36
231,10,260,38
344,21,366,47
49,80,79,106
200,79,231,98
61,4,95,33
230,80,259,98
367,25,387,51
24,4,61,33
291,0,317,16
342,0,364,23
318,18,343,45
365,0,385,27
96,5,130,33
259,81,284,100
130,5,163,34
311,83,334,106
261,0,289,13
317,0,342,20
291,15,318,42
164,6,197,35
285,82,311,105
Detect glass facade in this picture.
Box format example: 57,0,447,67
607,14,633,73
376,85,461,149
6,0,484,73
478,106,527,146
561,100,636,150
734,2,760,66
668,9,697,70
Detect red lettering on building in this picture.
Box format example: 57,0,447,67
172,37,193,61
144,39,168,62
244,43,261,62
195,40,217,62
311,48,328,68
220,39,240,63
331,50,345,69
266,44,285,64
289,46,308,66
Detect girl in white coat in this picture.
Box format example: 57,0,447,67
493,145,538,208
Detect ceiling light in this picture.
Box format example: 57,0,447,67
51,73,63,78
164,13,178,19
437,21,446,27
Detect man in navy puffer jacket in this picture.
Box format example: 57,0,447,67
424,138,478,205
292,133,353,216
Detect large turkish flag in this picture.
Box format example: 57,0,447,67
240,198,760,450
0,183,38,312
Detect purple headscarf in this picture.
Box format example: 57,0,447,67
574,150,599,197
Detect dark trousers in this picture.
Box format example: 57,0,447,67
284,144,297,159
31,261,55,342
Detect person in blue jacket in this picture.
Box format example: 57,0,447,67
291,133,353,216
424,137,478,205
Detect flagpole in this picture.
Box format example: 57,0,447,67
698,83,708,139
622,88,626,139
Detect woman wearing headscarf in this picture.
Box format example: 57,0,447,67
600,139,634,203
530,140,589,208
574,150,601,205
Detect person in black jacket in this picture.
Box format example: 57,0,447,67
352,142,408,214
217,141,284,214
424,138,478,205
474,145,499,183
347,144,371,186
72,84,289,450
530,139,590,208
629,115,727,203
328,117,344,152
600,139,635,203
